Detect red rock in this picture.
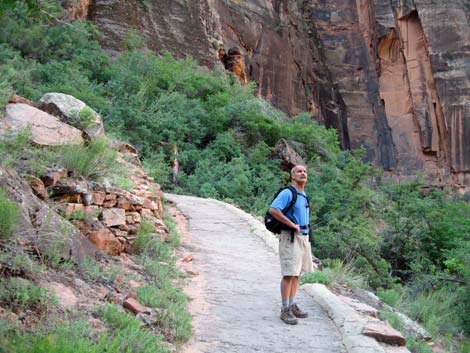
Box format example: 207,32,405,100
125,212,141,224
117,196,133,210
103,200,117,208
123,298,146,314
105,193,117,201
88,228,123,256
362,321,406,346
55,193,82,203
185,270,199,276
25,175,48,200
102,208,126,227
182,255,193,262
41,169,66,187
92,191,106,205
8,94,34,106
64,203,85,217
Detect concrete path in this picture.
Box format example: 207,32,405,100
166,194,346,353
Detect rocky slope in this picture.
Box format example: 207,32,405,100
66,0,469,189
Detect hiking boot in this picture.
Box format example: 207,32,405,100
280,307,298,325
290,303,308,318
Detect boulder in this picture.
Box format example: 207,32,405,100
24,175,48,200
1,104,83,146
101,208,126,227
274,139,305,171
39,92,104,137
362,320,406,346
0,167,97,263
88,228,123,256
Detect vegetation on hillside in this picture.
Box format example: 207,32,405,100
0,1,469,352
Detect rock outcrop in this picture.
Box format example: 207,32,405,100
39,93,105,138
85,0,469,188
1,103,83,146
0,94,166,257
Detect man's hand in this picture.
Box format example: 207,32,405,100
268,208,299,232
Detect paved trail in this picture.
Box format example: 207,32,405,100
167,194,345,353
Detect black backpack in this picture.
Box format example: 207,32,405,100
264,186,297,234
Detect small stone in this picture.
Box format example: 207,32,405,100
123,298,146,314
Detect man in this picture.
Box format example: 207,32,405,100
269,165,313,325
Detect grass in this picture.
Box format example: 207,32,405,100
380,286,470,353
0,277,57,314
301,269,332,285
302,259,367,288
399,286,461,337
0,128,31,168
0,187,20,239
58,136,118,180
78,255,129,284
377,287,402,307
0,249,44,276
95,303,171,353
133,220,155,254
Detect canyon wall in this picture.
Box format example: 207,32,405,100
80,0,469,188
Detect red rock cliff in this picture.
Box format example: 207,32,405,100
82,0,469,188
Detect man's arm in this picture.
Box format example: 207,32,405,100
268,208,301,233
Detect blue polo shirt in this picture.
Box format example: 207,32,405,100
270,187,310,234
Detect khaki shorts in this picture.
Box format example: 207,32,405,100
279,230,313,276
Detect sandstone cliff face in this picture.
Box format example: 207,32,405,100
81,0,469,187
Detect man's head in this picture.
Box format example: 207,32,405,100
291,165,307,186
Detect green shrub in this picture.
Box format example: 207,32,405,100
380,310,403,331
0,249,44,276
0,277,57,313
0,128,32,168
399,286,461,337
94,303,170,353
78,106,96,128
58,137,118,179
377,287,402,307
133,220,155,254
301,270,331,285
0,187,20,239
137,283,191,343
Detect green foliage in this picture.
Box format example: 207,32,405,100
2,1,470,346
0,128,32,167
301,270,331,285
163,211,181,247
133,220,155,255
58,137,118,179
380,310,403,331
399,286,461,337
0,277,57,313
137,284,191,342
0,249,44,276
406,336,434,353
94,304,170,353
377,287,402,307
78,106,96,128
0,187,20,239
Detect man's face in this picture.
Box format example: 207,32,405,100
292,166,307,184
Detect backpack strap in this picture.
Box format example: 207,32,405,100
281,186,298,242
281,186,297,215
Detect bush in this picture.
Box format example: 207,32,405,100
58,137,118,179
301,270,331,285
399,286,461,337
0,187,20,239
94,303,170,353
0,277,57,313
133,220,155,255
377,287,402,307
